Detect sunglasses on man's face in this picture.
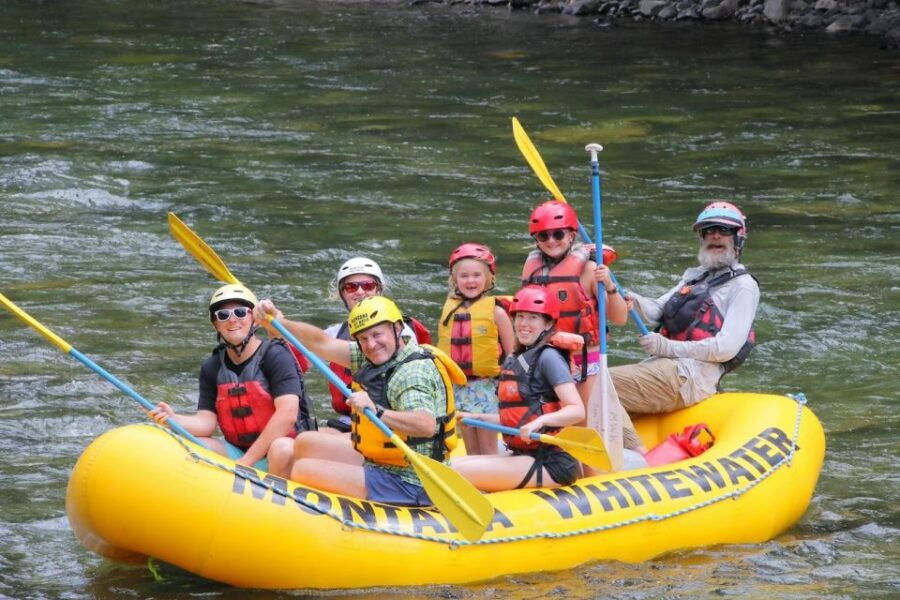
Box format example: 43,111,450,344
342,280,379,294
213,307,251,322
701,225,737,237
534,229,569,243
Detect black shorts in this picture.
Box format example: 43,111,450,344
512,446,579,488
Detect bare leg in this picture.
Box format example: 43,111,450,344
575,373,597,428
291,459,367,498
267,437,295,478
293,430,363,465
460,423,481,456
474,427,499,455
198,437,227,456
451,455,560,492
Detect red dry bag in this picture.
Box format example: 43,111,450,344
644,423,715,467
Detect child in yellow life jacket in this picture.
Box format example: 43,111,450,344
437,243,514,455
521,201,628,424
451,286,585,491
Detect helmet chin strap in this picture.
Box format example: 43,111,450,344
218,324,258,357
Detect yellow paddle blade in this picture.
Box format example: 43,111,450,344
392,434,494,542
545,426,612,472
512,116,568,203
167,212,241,285
0,292,72,353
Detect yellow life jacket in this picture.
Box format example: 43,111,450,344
350,344,465,467
437,295,502,379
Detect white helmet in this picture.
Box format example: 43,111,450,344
336,257,384,286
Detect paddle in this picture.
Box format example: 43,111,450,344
511,116,649,335
167,213,495,542
0,292,206,447
586,143,624,472
461,418,611,471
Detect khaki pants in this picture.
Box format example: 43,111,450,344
610,359,686,450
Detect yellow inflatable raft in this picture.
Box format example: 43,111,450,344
66,392,824,589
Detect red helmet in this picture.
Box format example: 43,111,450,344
510,286,559,321
448,242,496,274
529,201,579,235
693,201,748,252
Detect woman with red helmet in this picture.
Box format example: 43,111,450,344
437,243,515,455
521,200,628,423
452,286,585,491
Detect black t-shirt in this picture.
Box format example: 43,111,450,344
197,341,303,412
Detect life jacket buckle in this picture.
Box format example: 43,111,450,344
231,405,253,417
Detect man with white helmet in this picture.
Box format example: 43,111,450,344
322,257,431,432
150,284,314,470
613,202,760,453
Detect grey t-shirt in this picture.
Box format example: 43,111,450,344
528,346,575,394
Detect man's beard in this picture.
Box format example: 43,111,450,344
698,243,737,270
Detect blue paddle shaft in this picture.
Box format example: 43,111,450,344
68,347,206,447
461,417,542,441
268,318,395,438
572,197,648,335
591,158,608,355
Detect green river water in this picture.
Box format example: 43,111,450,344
1,0,898,597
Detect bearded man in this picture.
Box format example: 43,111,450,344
613,202,760,453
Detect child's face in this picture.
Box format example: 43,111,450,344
453,259,490,299
534,228,576,260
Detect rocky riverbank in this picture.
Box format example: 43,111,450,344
436,0,900,47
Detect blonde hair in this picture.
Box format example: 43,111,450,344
447,258,495,299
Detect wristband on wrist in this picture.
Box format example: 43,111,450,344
606,285,617,295
375,405,385,418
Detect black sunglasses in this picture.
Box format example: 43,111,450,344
701,225,737,236
213,307,251,322
534,229,570,243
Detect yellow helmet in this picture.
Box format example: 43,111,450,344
347,296,403,337
208,283,258,313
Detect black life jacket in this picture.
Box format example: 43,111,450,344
658,268,757,374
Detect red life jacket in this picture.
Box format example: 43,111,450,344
521,247,600,347
498,334,577,451
215,339,309,449
328,316,433,415
659,268,757,374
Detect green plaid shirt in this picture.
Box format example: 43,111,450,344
350,337,446,485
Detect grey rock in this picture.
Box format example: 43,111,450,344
703,1,736,19
658,5,678,17
678,6,701,16
826,15,855,31
567,0,600,14
813,0,836,9
866,12,900,33
791,0,809,11
639,0,668,15
676,0,694,8
871,0,888,7
764,0,790,21
798,13,825,26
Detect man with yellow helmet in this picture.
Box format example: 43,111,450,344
254,295,460,506
149,283,314,471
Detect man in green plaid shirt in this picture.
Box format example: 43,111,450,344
254,295,449,506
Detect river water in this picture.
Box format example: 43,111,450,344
1,0,898,597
